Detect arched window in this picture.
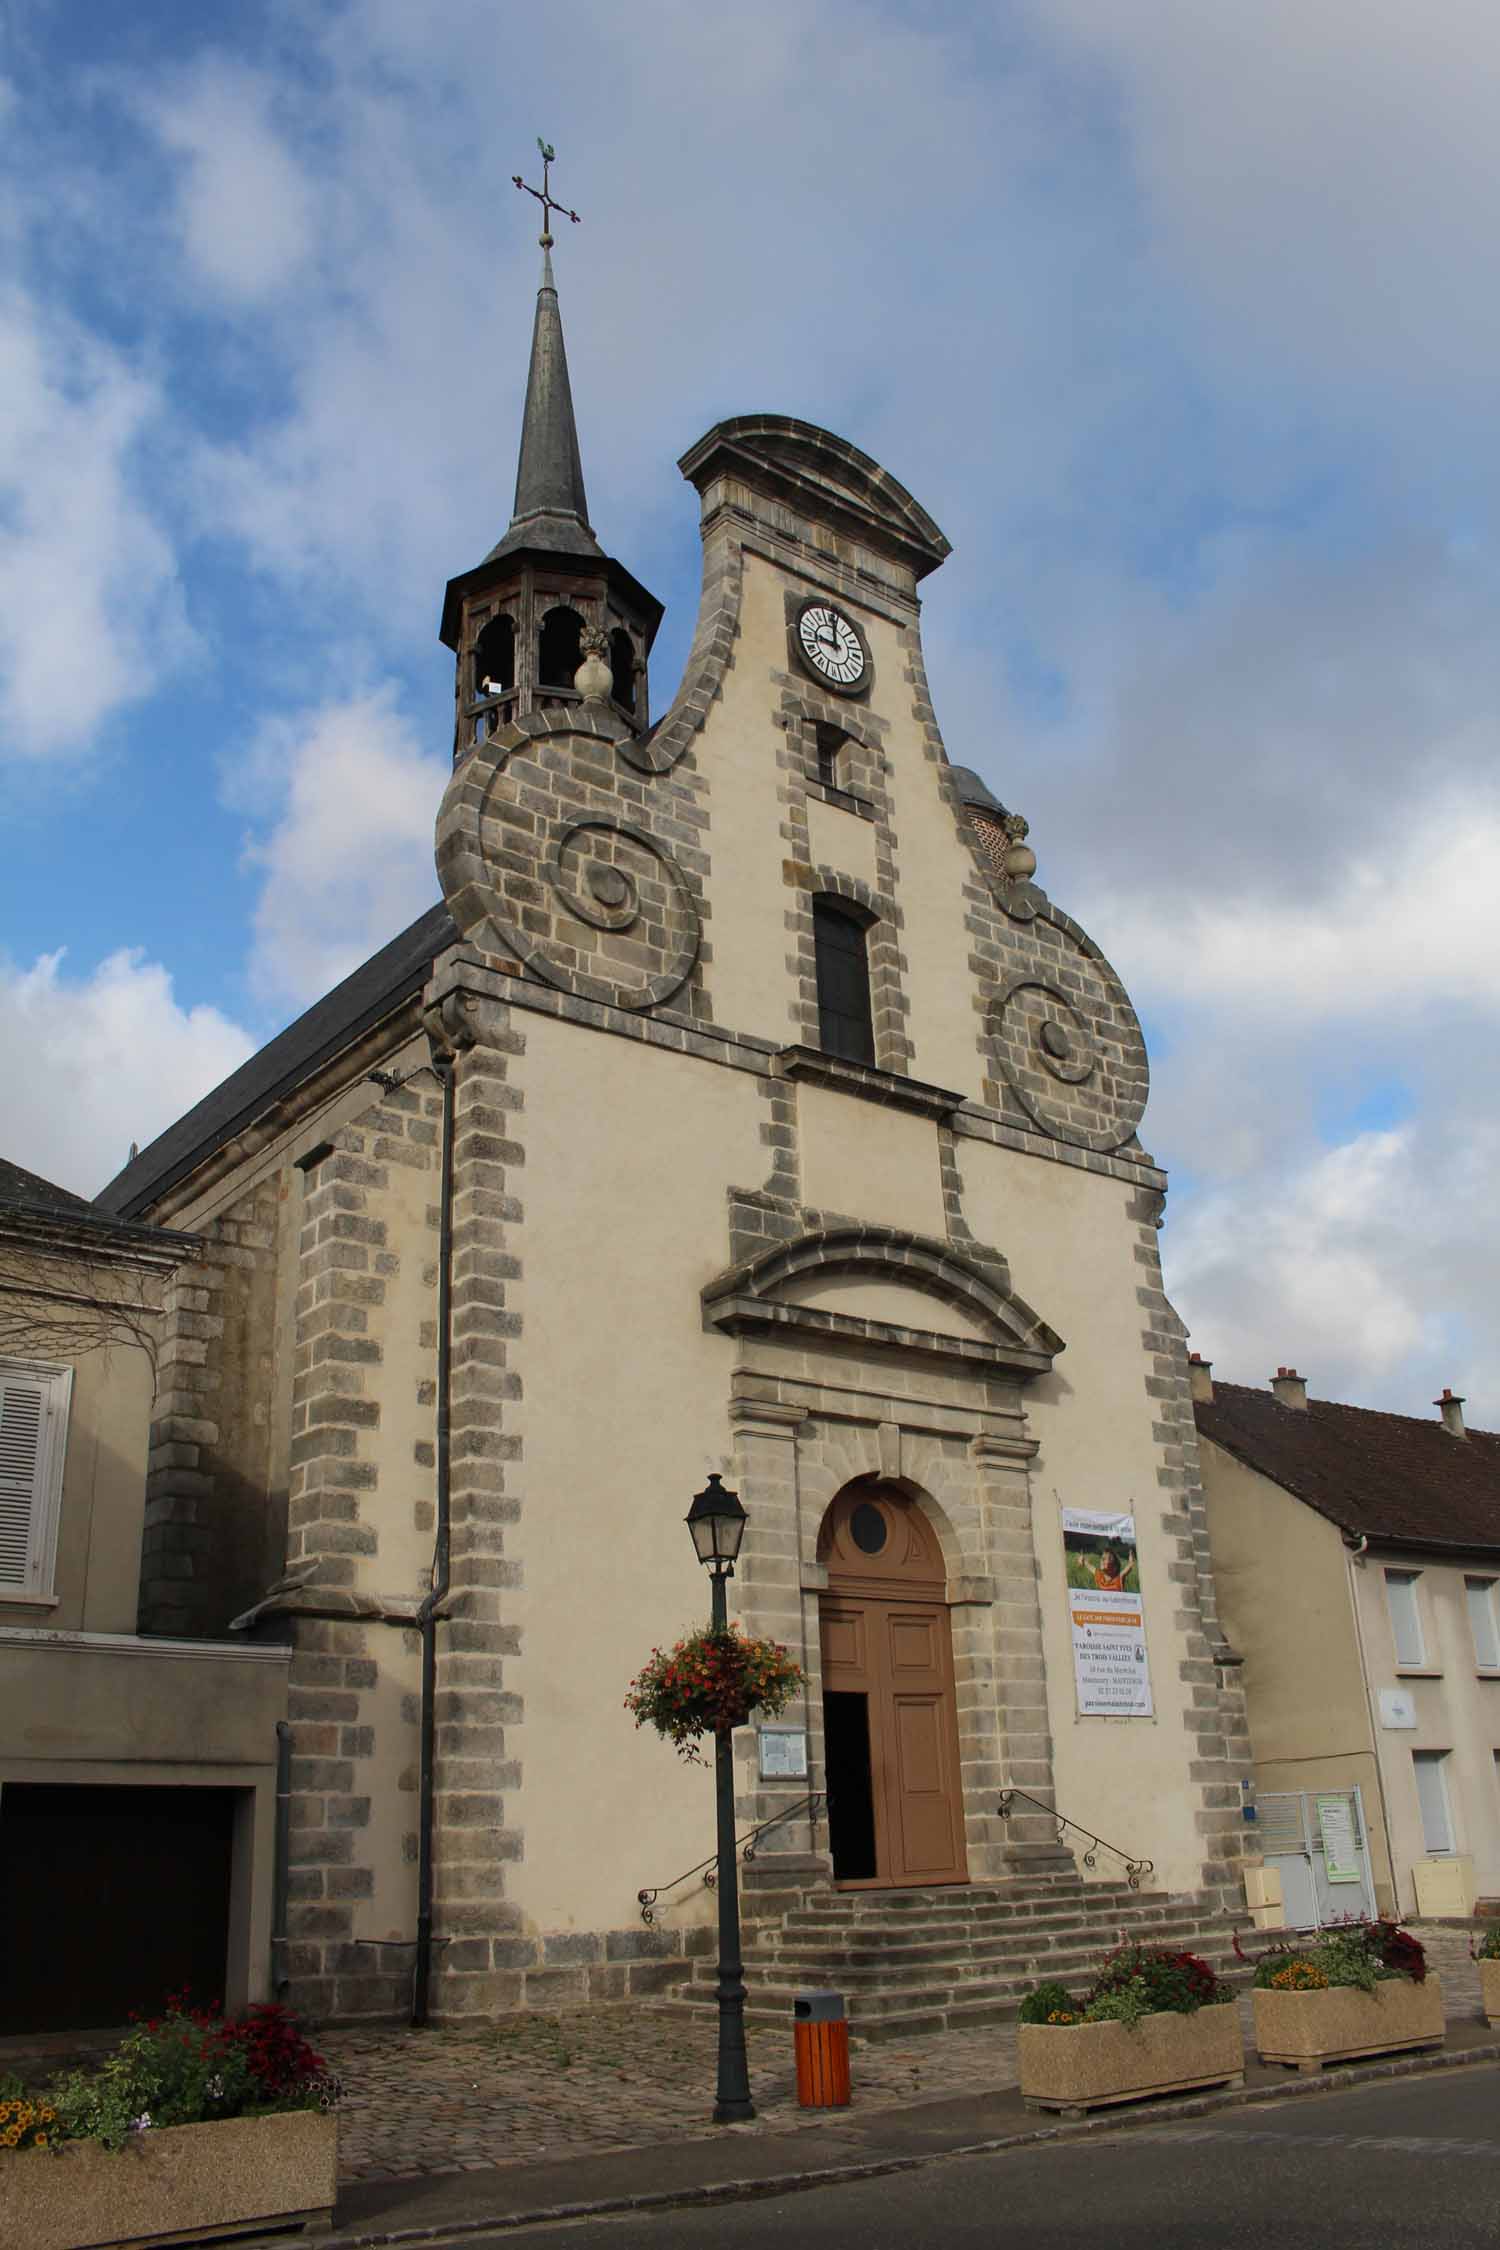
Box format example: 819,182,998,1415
474,613,515,699
609,628,636,717
812,896,876,1065
538,605,584,689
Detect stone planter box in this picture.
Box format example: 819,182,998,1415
1018,2002,1243,2116
0,2108,337,2249
1479,1958,1500,2028
1253,1974,1445,2072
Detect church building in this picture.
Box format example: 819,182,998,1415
94,200,1253,2027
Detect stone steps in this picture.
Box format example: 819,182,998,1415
677,1873,1241,2041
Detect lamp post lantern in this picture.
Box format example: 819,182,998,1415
685,1473,755,2124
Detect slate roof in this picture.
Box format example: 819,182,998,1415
1195,1380,1500,1556
95,902,456,1221
0,1157,92,1215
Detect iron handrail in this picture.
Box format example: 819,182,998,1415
638,1792,824,1924
996,1784,1153,1889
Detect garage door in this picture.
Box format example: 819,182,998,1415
0,1783,236,2033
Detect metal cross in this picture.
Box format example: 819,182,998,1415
512,138,581,249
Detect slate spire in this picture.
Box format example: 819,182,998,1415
487,244,602,562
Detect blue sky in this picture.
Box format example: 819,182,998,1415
3,0,1500,1418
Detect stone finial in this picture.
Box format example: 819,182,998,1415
1001,810,1036,883
1435,1387,1467,1440
574,627,613,702
1188,1351,1214,1405
1270,1366,1308,1411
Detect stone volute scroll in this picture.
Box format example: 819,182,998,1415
435,699,704,1013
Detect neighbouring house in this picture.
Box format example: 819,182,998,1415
0,1157,290,2034
1194,1357,1500,1924
86,227,1254,2030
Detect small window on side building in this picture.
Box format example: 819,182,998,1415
1467,1578,1500,1670
1384,1569,1426,1668
1412,1749,1454,1855
0,1359,72,1599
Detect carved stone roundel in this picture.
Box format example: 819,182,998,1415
993,966,1148,1154
435,716,703,1015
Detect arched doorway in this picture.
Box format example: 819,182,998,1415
818,1481,968,1888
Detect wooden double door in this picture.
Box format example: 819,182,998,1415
818,1483,968,1888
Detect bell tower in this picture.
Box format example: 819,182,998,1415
439,146,662,757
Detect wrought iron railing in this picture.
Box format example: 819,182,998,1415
637,1792,824,1925
996,1785,1153,1889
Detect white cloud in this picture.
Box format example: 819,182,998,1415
0,949,254,1198
235,684,447,1012
143,62,314,300
1100,784,1500,1023
0,285,190,756
1163,1111,1500,1421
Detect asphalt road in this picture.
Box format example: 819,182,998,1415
488,2067,1500,2249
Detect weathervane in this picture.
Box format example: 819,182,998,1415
513,138,581,250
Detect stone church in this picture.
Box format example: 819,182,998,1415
96,226,1252,2027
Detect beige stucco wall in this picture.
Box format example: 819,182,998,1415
1349,1552,1500,1912
505,1009,766,1934
960,1148,1212,1893
705,555,804,1041
799,1084,947,1239
1198,1439,1391,1905
0,1325,156,1638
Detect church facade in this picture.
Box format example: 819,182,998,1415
97,240,1252,2023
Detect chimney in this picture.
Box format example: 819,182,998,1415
1435,1387,1467,1440
1188,1351,1214,1405
1270,1366,1308,1411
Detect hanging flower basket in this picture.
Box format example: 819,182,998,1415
626,1625,803,1760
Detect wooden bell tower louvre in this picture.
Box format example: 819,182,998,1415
439,145,662,757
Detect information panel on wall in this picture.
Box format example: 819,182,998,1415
1061,1508,1153,1717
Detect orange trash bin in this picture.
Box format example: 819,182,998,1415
794,1989,851,2108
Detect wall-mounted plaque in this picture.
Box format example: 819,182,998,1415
757,1725,809,1781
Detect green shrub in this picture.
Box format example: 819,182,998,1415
1308,1931,1381,1993
1089,1942,1228,2015
1252,1951,1302,1990
45,1994,340,2152
1018,1981,1077,2026
1476,1925,1500,1961
1081,1980,1151,2028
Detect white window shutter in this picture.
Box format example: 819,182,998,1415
0,1365,68,1593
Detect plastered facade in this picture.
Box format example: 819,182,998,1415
1203,1429,1500,1914
118,411,1250,2020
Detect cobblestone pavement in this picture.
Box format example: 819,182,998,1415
323,1925,1485,2186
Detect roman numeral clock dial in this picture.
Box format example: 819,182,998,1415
797,602,867,691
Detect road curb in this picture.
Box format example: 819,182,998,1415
322,2034,1500,2247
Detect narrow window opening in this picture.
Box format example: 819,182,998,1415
1384,1568,1425,1668
815,723,848,791
609,629,637,717
813,896,876,1066
1412,1750,1454,1855
474,613,515,700
1467,1578,1500,1670
538,605,584,688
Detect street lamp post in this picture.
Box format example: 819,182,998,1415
685,1472,755,2125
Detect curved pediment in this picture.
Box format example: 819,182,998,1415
702,1225,1062,1376
677,416,951,581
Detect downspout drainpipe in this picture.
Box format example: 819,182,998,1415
412,1044,456,2026
271,1718,293,1998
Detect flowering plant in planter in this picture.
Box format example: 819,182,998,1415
18,1991,342,2154
1238,1917,1428,1992
1473,1926,1500,1961
1016,1941,1241,2114
625,1624,804,1760
1018,1941,1231,2029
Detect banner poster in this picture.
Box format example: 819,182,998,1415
1061,1508,1154,1717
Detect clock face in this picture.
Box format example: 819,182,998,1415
797,602,866,690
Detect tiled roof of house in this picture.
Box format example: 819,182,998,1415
1195,1380,1500,1556
0,1156,92,1214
